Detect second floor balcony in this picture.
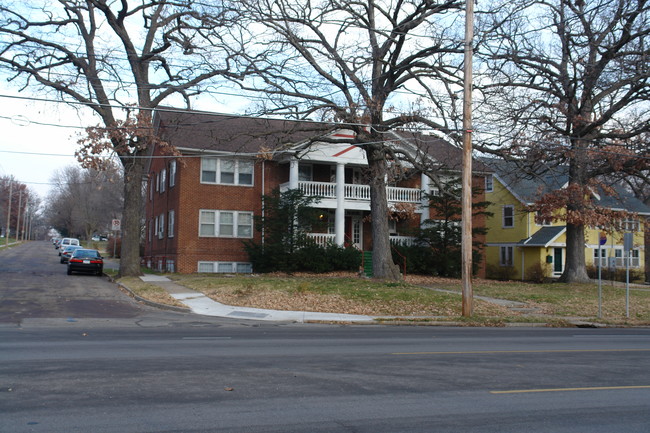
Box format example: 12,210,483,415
281,180,422,206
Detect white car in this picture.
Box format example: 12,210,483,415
58,237,80,255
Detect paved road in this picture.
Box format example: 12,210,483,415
1,242,649,432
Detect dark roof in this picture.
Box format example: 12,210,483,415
392,131,492,173
518,226,566,247
482,158,568,203
483,158,650,214
153,108,491,173
154,109,334,154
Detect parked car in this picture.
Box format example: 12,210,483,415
58,238,80,255
60,245,84,264
67,249,104,276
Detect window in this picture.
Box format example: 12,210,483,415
169,160,176,187
201,157,254,186
593,248,606,267
197,261,253,274
166,260,175,273
201,158,217,183
536,211,552,226
158,213,165,239
299,164,313,181
615,248,640,267
160,169,166,193
620,218,640,232
199,210,254,238
500,246,514,266
239,160,254,185
168,210,175,238
502,205,514,228
485,174,493,192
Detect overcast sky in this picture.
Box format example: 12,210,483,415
0,89,92,199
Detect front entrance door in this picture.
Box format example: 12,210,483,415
352,216,363,250
553,248,563,275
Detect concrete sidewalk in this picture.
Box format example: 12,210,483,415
140,275,377,323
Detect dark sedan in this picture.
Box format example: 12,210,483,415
60,245,84,264
67,249,104,276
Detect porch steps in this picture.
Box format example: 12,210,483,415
362,251,373,277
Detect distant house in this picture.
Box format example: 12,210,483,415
483,160,650,280
144,108,490,275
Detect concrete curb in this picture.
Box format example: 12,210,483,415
109,276,192,314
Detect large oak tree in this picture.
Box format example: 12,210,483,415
477,0,650,282
224,0,466,279
0,0,236,276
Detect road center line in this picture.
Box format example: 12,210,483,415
392,348,650,355
491,385,650,394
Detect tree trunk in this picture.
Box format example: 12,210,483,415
367,147,401,281
118,155,145,277
559,221,590,283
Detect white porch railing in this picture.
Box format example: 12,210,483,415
390,235,416,246
283,181,421,203
307,233,336,245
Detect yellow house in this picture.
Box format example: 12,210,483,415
482,162,649,281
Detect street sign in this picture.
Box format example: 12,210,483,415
111,219,121,231
623,232,633,251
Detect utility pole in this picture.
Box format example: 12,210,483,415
461,0,475,317
5,178,12,247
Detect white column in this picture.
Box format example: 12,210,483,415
420,172,430,224
289,158,299,190
335,162,345,246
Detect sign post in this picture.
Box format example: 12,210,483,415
624,232,633,318
111,219,121,259
598,232,606,318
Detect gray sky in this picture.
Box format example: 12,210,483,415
0,90,89,199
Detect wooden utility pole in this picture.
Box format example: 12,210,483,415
5,178,12,247
461,0,474,317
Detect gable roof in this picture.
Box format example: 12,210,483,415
483,158,650,215
154,108,334,155
518,226,566,247
152,108,492,174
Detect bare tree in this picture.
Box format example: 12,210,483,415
225,0,465,279
477,0,650,283
0,1,236,276
46,164,123,240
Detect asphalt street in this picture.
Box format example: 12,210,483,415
1,242,649,432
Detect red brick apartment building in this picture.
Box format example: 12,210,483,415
144,108,489,275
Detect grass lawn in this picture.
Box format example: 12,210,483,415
114,271,650,326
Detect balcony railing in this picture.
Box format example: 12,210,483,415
307,233,416,247
284,181,421,203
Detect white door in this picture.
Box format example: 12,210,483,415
352,216,363,249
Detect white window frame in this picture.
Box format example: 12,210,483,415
500,246,514,266
620,218,640,232
200,157,254,186
158,213,165,239
502,205,515,228
197,261,253,274
160,168,166,193
485,174,493,193
199,210,254,238
169,160,176,188
168,210,175,238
